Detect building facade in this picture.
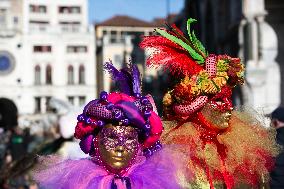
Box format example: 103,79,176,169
0,0,96,116
95,15,160,94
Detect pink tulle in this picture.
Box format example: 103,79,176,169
33,146,188,189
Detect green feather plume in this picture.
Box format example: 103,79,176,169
155,28,204,63
155,18,208,65
187,19,207,57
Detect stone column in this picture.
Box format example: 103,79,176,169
241,0,281,114
41,97,46,114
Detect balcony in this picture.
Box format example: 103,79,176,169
0,28,18,38
28,24,92,34
60,24,80,33
103,35,132,45
29,23,49,33
58,6,82,22
58,13,83,24
29,12,50,23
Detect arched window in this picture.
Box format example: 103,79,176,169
46,64,52,84
67,65,74,84
34,65,41,85
78,65,85,84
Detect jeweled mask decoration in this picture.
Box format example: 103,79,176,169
200,102,232,130
141,19,244,131
74,62,163,175
96,124,139,174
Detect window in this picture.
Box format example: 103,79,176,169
59,7,68,13
67,96,74,105
110,30,117,43
79,96,86,106
114,54,122,64
34,65,41,85
67,46,75,53
67,46,87,53
30,21,49,31
46,96,52,112
39,6,47,13
46,65,52,84
71,7,80,13
60,22,81,32
0,53,14,74
35,97,41,113
78,65,85,84
13,17,18,24
29,5,47,13
33,45,52,53
77,46,87,52
0,9,7,26
58,6,81,14
29,5,33,12
67,65,74,84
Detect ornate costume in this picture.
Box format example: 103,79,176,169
140,18,280,189
33,62,186,189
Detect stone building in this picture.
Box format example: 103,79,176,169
0,0,96,123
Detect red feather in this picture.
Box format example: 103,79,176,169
140,35,203,76
171,24,185,37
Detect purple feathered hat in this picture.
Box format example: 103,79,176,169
74,61,163,157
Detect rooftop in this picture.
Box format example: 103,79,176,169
96,15,166,27
152,14,178,27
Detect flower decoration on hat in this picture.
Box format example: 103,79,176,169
140,18,244,118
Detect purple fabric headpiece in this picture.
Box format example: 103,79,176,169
74,61,163,157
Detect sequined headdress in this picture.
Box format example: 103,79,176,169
74,62,163,157
34,62,186,189
140,19,280,189
140,18,244,118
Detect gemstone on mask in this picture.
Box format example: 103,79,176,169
100,126,139,152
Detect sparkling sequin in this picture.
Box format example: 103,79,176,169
100,126,139,152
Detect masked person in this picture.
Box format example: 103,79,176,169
140,18,280,189
33,62,187,189
270,107,284,189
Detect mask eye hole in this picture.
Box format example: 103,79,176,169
215,101,224,105
108,133,117,139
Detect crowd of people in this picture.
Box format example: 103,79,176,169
270,107,284,188
0,116,62,189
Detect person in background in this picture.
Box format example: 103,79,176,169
8,127,28,161
270,107,284,189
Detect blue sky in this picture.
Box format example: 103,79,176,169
88,0,184,24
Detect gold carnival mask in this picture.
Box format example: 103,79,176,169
201,102,232,130
97,124,139,173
